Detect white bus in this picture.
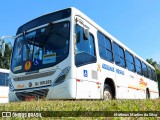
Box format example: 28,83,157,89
0,68,9,103
7,7,159,101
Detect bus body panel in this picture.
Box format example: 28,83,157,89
75,64,101,99
0,86,9,103
0,68,9,103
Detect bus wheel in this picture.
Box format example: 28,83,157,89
103,84,113,100
146,89,150,99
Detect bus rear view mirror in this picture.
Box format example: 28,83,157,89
83,28,89,40
1,42,5,56
0,36,15,56
0,37,5,56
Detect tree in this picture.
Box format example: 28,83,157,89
146,58,160,96
156,70,160,96
146,58,158,69
0,43,12,69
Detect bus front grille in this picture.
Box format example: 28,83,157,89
15,89,49,101
13,71,55,81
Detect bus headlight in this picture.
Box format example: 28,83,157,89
52,66,70,86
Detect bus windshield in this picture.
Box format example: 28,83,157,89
11,21,70,73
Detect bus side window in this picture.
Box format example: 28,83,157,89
75,24,96,66
135,57,143,75
147,66,152,79
113,42,125,68
125,51,136,72
97,32,113,62
152,69,157,82
142,62,148,78
76,24,96,55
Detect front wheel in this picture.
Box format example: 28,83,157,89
103,84,113,100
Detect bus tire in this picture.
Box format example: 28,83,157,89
103,84,113,100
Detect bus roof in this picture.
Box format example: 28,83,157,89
71,7,155,70
0,68,9,73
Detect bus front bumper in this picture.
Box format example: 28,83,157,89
9,79,77,102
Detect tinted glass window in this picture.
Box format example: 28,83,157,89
135,57,142,75
12,22,70,73
98,32,105,46
113,43,119,54
17,8,71,35
104,37,112,51
76,25,96,56
125,51,135,72
0,72,9,86
152,69,157,81
75,24,96,66
113,42,125,68
142,62,148,78
98,32,113,62
147,67,152,79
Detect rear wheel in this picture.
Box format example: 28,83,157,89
103,84,113,100
146,89,150,99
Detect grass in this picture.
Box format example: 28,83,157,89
0,99,160,119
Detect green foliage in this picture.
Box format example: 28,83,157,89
146,58,160,96
156,69,160,95
0,100,159,119
146,58,157,68
0,43,12,69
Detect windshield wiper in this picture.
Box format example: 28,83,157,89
41,22,55,47
22,31,30,59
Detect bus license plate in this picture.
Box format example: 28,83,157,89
25,96,36,101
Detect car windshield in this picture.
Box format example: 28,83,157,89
11,21,70,73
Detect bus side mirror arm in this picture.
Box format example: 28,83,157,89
73,33,76,55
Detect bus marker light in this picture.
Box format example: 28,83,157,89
76,79,81,82
96,82,100,85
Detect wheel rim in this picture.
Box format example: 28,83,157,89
104,90,112,100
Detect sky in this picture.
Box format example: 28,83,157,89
0,0,160,63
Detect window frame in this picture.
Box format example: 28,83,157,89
135,57,143,75
142,62,149,78
113,42,126,68
125,50,136,72
75,24,97,67
147,66,152,79
97,31,113,63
